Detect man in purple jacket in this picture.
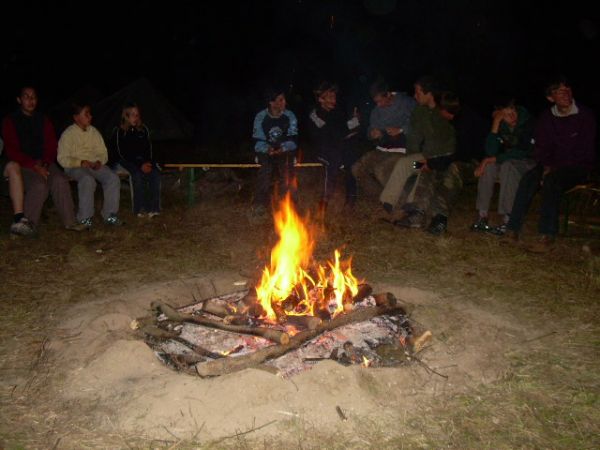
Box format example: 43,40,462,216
505,76,596,251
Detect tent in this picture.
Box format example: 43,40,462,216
91,78,194,141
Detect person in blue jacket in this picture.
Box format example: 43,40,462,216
252,87,298,214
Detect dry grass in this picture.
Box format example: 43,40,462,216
1,170,599,449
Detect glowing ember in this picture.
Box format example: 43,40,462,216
256,194,361,322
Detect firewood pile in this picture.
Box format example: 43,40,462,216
132,286,432,378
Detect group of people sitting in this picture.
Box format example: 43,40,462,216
253,74,596,252
1,75,596,253
1,86,161,236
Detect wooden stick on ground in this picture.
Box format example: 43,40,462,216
151,301,289,345
195,295,406,377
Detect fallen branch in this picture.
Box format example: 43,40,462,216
151,301,289,345
196,295,405,377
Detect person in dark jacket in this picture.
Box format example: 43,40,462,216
505,76,597,252
111,103,161,217
471,97,536,235
308,81,361,213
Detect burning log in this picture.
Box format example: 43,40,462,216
282,293,301,312
151,301,290,345
200,300,233,318
195,296,405,377
351,283,373,303
271,300,288,324
285,315,322,331
223,314,251,325
373,292,397,307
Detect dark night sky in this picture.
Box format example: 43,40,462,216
2,0,598,157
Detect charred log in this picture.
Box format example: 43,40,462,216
151,301,290,345
351,284,373,303
195,296,404,377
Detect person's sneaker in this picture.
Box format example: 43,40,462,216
393,209,425,229
426,214,448,236
524,234,555,254
65,222,89,232
136,212,147,218
487,223,507,236
104,214,124,226
470,216,491,232
10,217,35,237
147,211,160,218
78,217,93,229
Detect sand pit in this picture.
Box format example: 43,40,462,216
46,272,526,444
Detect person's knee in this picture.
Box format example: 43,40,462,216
4,161,21,178
50,173,71,191
27,175,49,197
79,175,97,191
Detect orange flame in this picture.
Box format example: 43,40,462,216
361,356,371,367
256,194,361,321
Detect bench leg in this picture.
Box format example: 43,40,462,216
188,168,196,206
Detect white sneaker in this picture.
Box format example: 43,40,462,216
137,212,147,218
10,217,35,237
147,211,160,218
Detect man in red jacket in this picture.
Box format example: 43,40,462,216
2,86,84,232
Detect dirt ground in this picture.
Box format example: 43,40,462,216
1,170,599,449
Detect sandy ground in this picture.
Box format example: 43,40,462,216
44,272,523,445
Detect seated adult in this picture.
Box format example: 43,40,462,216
1,137,34,236
471,96,536,235
1,86,84,233
110,103,161,218
308,81,361,213
505,75,596,252
252,87,298,215
58,102,123,228
352,79,415,200
393,78,456,234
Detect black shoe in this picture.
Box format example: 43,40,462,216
426,214,448,235
487,223,507,236
470,216,490,232
393,209,425,228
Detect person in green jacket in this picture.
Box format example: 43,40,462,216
471,97,536,235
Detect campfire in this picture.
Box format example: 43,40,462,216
134,195,430,377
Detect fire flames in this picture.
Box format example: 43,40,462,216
256,195,361,322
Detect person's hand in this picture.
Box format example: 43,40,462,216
474,156,496,177
491,110,504,133
141,162,152,174
420,160,431,172
92,161,102,170
81,160,93,169
33,164,49,179
369,128,383,139
385,127,403,137
268,147,282,156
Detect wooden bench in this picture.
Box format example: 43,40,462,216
562,183,600,234
162,162,324,205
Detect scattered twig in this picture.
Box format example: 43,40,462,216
162,425,181,440
522,331,557,343
412,355,448,379
336,406,348,421
214,419,277,443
